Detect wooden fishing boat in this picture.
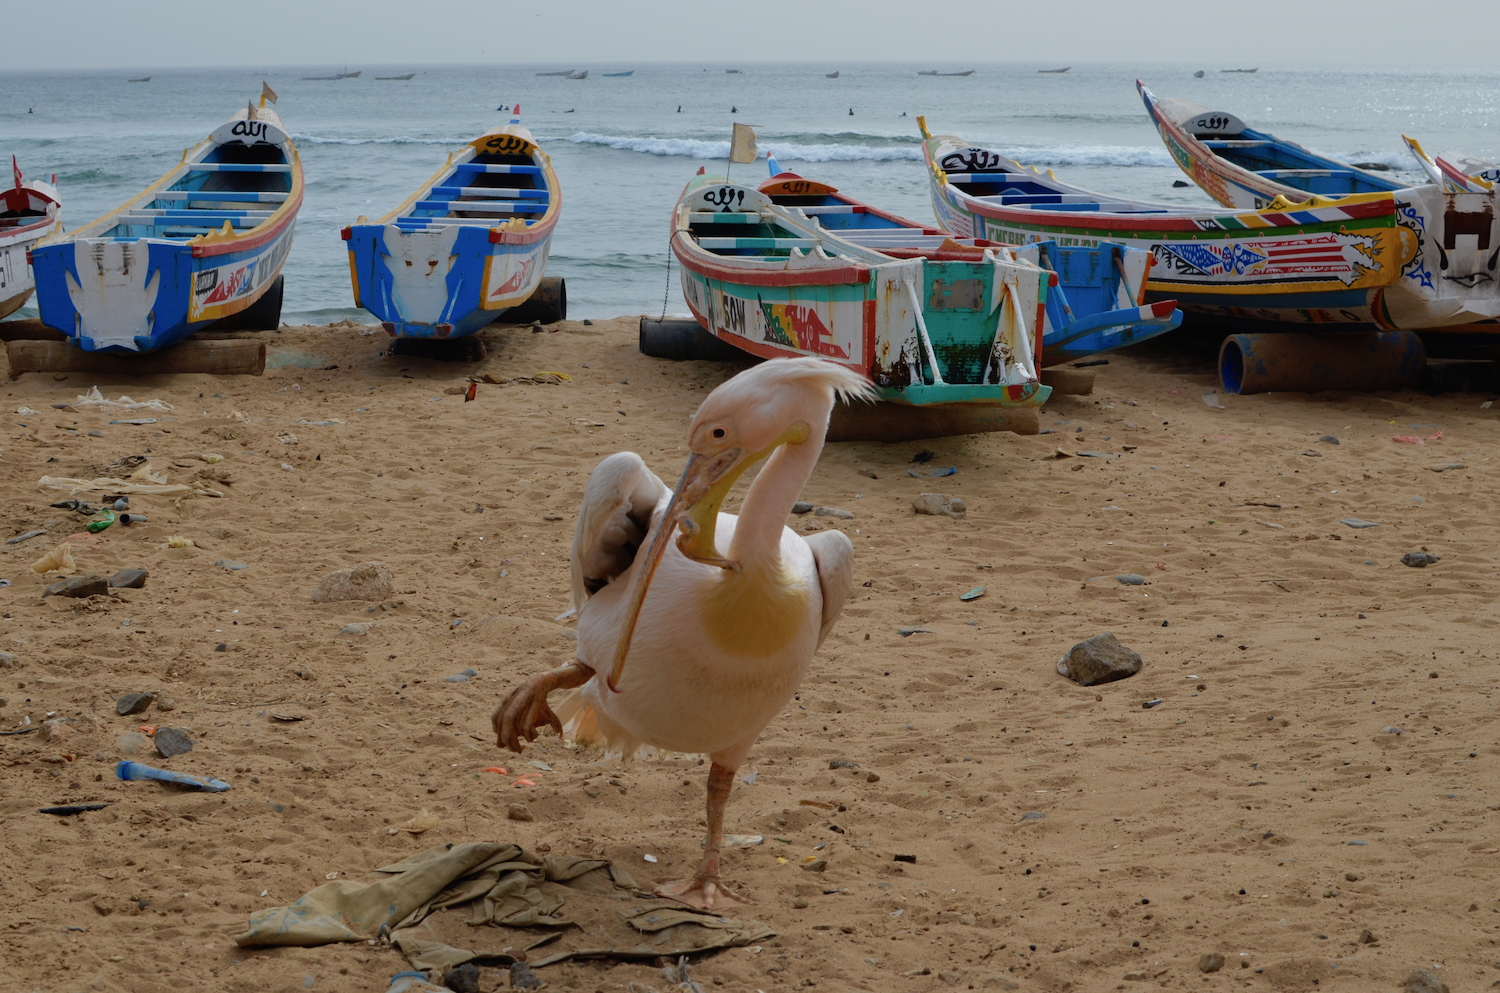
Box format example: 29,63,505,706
602,70,634,77
918,69,975,77
341,108,563,338
0,158,62,321
375,73,415,81
1039,67,1070,74
674,166,1094,408
919,117,1410,327
30,98,302,352
1137,80,1500,329
755,159,1180,364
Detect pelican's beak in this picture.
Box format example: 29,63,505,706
606,422,810,692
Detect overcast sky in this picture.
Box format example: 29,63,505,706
3,0,1497,71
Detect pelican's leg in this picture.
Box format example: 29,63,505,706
491,661,594,753
655,761,753,910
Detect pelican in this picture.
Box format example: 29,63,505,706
492,357,873,909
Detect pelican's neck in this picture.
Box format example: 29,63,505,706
728,429,825,566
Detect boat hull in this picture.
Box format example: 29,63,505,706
674,177,1050,408
922,125,1409,327
1137,81,1500,330
30,105,302,353
0,177,63,321
343,123,560,338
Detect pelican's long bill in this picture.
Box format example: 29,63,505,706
606,422,810,692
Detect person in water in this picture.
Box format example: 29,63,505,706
848,108,854,116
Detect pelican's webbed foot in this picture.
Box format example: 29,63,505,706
655,873,754,911
491,661,593,753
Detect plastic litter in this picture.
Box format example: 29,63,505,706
116,760,230,792
87,510,116,534
72,386,173,413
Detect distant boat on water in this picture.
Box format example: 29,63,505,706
303,64,358,81
566,70,588,80
127,76,151,83
340,70,361,78
918,69,975,76
535,69,574,77
726,69,742,74
602,70,634,77
1193,70,1205,78
826,70,840,79
1221,67,1258,73
1039,66,1070,73
375,73,415,81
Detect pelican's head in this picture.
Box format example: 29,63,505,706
607,358,873,690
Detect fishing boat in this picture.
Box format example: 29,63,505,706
536,69,575,77
1039,67,1070,74
1193,70,1206,78
376,73,416,81
826,71,840,79
566,70,588,80
919,117,1410,327
128,76,151,83
0,158,62,321
918,69,976,77
753,159,1180,365
29,97,302,352
602,70,634,77
1221,68,1257,73
1137,80,1500,329
341,107,562,339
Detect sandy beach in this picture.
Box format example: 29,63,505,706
1,315,1497,993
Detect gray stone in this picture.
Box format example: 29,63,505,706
1197,953,1225,974
310,561,393,603
1056,633,1142,686
791,502,814,515
913,493,966,519
339,623,373,636
109,568,149,589
801,858,828,872
0,651,17,668
154,727,193,758
1402,968,1449,993
1018,811,1046,822
443,963,481,993
154,694,175,712
215,559,248,571
829,759,859,770
510,962,545,991
43,574,108,598
1317,435,1340,445
1115,573,1147,585
1400,551,1439,568
1340,518,1380,529
116,692,155,716
443,673,470,682
814,506,854,519
506,803,534,822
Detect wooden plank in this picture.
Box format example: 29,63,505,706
0,320,67,342
826,400,1038,442
1040,366,1095,395
5,338,266,378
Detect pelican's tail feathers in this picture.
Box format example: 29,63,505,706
554,686,655,760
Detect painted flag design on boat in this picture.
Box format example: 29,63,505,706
757,297,849,358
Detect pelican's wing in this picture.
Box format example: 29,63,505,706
804,529,855,649
557,452,670,621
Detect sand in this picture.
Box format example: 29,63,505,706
0,316,1497,993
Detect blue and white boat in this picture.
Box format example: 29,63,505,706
30,98,301,352
341,108,563,337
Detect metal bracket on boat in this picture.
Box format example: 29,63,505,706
903,277,946,386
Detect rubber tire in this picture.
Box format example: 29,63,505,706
638,318,748,362
502,276,566,325
211,275,284,332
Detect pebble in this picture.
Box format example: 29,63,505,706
43,574,108,598
1056,632,1142,686
801,858,828,872
791,502,814,515
1380,725,1406,735
216,559,249,571
1115,573,1147,585
506,803,534,822
912,493,966,520
1340,518,1381,529
444,668,479,682
829,759,859,769
311,561,394,603
1317,435,1340,445
510,963,545,990
793,897,808,909
116,691,155,716
1402,968,1449,993
0,651,17,668
1198,953,1225,974
155,694,175,712
1400,551,1439,568
340,623,372,636
814,506,854,519
1018,811,1046,822
897,626,933,637
109,568,149,589
866,772,880,783
442,964,481,993
154,727,194,758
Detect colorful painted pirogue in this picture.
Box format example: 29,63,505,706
341,108,561,338
0,158,61,321
918,117,1411,327
754,159,1181,365
30,99,301,352
1137,81,1499,329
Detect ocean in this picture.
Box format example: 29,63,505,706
3,63,1496,324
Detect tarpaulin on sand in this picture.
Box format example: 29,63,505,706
234,842,774,970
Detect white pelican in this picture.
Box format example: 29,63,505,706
492,357,873,909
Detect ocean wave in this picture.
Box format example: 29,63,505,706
290,134,460,146
565,132,1183,167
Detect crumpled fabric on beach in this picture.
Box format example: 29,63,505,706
234,842,774,970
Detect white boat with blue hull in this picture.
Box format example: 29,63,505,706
341,109,563,338
30,99,301,353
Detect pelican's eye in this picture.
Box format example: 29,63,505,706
711,427,725,439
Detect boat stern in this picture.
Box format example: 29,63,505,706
32,239,198,352
344,222,497,338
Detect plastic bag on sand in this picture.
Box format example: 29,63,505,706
30,542,77,575
38,462,220,499
72,385,173,413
